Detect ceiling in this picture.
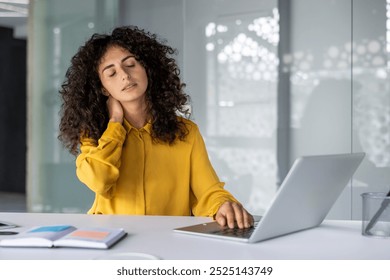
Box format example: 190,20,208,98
0,0,28,38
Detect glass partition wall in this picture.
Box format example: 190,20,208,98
27,0,119,212
351,0,390,219
27,0,390,220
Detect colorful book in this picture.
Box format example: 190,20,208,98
0,225,127,249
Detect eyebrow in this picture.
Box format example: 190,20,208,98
101,55,135,74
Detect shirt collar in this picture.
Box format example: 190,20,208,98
123,118,152,134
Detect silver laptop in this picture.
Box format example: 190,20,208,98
174,153,365,243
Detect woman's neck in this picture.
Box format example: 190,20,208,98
122,101,148,129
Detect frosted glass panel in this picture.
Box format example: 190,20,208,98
289,0,352,159
351,0,390,219
287,0,390,219
27,0,119,212
184,0,278,215
205,12,279,138
284,0,353,219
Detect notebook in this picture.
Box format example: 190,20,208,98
174,153,365,243
0,225,127,249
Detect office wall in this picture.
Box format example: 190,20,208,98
286,0,390,219
119,0,184,70
26,0,390,220
121,0,279,214
287,0,353,219
351,0,390,219
27,0,119,212
0,27,26,194
119,0,390,218
184,0,279,214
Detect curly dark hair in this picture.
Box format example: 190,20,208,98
58,26,191,155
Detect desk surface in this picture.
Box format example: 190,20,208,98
0,212,389,260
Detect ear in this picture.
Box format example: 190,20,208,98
101,88,110,96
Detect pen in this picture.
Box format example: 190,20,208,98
364,189,390,235
0,231,18,235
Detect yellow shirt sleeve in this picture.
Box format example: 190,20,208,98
76,122,126,199
189,124,238,217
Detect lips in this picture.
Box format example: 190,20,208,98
122,83,136,91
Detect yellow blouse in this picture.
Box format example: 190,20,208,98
76,117,238,217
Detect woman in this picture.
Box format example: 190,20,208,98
58,26,253,229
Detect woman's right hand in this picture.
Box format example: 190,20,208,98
107,95,124,123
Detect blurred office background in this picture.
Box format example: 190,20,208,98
0,0,389,220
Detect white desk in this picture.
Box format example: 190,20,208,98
0,212,389,260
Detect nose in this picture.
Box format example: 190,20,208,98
120,67,130,81
122,72,129,81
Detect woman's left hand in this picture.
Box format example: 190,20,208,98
215,201,254,229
